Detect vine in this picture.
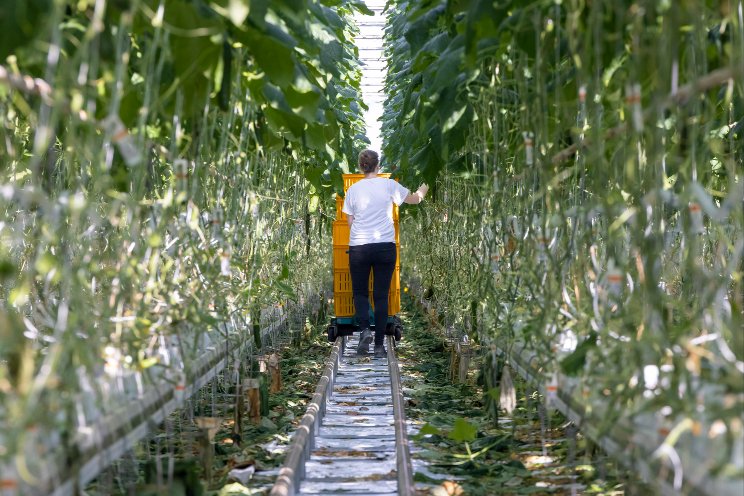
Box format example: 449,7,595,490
0,0,371,488
387,0,743,487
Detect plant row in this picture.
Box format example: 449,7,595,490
386,0,743,485
0,0,371,489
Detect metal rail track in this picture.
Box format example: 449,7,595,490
271,334,414,496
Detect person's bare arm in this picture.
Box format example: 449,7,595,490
346,214,354,227
403,184,429,204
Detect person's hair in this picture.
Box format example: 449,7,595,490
358,149,379,174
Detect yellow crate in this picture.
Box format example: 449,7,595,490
334,267,401,293
334,173,402,318
332,220,350,245
333,245,350,270
334,292,356,317
333,269,401,317
335,197,346,220
387,275,401,315
333,270,353,293
343,173,384,192
384,276,401,312
334,285,401,318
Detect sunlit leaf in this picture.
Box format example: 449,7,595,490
448,417,477,443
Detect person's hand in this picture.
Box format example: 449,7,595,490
404,184,429,204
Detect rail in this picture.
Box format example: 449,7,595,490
387,335,415,496
269,338,343,496
270,334,415,495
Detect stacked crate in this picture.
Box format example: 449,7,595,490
333,174,401,318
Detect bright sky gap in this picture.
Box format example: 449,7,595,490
354,0,387,159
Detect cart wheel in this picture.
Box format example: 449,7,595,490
327,325,337,342
384,322,394,336
394,325,402,341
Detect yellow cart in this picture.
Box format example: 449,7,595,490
326,174,403,342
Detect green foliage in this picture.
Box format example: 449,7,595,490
397,308,642,494
0,1,372,487
448,417,478,443
559,332,597,376
393,0,744,480
0,0,53,60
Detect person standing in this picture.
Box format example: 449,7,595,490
342,150,428,357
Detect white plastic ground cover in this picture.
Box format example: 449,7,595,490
0,303,303,496
501,340,744,496
300,336,397,495
271,333,415,496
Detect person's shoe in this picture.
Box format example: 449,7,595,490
374,345,387,358
357,328,373,355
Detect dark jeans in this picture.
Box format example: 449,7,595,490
348,242,397,346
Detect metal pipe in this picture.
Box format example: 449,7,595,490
270,336,343,496
387,336,415,496
501,341,740,496
20,314,289,496
46,333,232,496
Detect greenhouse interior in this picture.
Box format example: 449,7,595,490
0,0,742,495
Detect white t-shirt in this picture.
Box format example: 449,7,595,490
342,177,410,246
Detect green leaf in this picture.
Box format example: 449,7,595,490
138,357,159,370
308,194,320,213
313,4,344,33
304,164,325,189
0,258,15,279
260,417,278,431
442,105,467,133
264,107,305,138
9,279,30,306
350,1,374,16
34,252,57,275
560,332,598,376
448,417,477,443
464,0,501,62
164,0,223,114
0,0,53,60
304,123,326,151
602,54,627,88
260,83,307,137
238,26,296,86
210,0,250,26
419,423,441,436
318,40,344,76
148,233,163,247
430,45,465,93
404,2,446,54
275,280,296,300
285,83,322,121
